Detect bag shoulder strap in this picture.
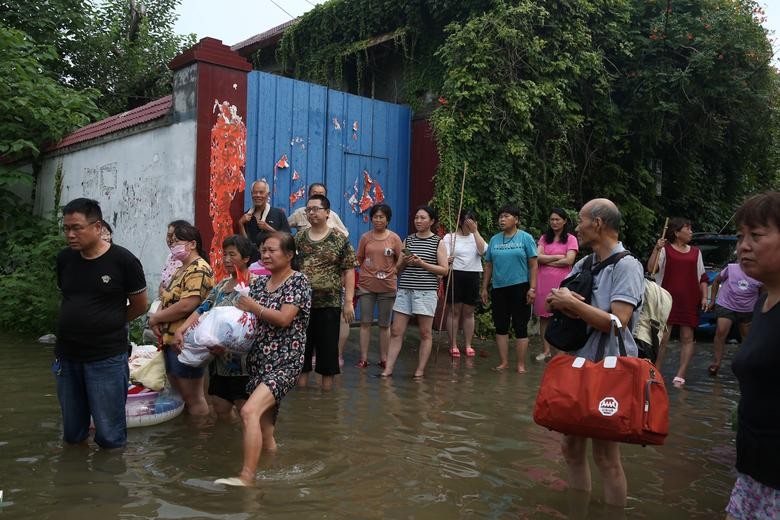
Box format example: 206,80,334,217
591,250,631,275
595,314,629,361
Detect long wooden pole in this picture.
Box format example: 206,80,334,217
650,217,669,275
435,162,468,364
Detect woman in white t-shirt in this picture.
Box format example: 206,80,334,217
443,211,486,357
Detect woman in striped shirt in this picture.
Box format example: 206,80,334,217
379,206,449,378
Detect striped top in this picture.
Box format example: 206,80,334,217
399,233,441,291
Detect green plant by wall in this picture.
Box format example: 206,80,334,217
278,0,779,251
277,0,495,108
0,212,63,333
431,0,779,250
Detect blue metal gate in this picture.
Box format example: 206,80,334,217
244,71,412,247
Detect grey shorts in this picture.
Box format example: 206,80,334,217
358,289,395,327
713,304,753,325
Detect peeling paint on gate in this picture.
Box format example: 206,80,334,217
209,100,247,282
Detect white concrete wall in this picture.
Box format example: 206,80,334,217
34,119,197,293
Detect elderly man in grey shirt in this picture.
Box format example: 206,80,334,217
545,197,645,510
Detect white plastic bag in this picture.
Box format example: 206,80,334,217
177,342,213,367
191,306,258,354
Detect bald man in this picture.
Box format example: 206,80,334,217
238,180,290,249
546,197,645,509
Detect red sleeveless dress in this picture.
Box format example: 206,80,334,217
661,244,703,328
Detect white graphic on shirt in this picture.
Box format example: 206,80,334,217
101,275,111,284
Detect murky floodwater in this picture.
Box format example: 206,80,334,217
0,329,740,519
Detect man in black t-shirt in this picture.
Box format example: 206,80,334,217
238,180,290,257
55,198,147,449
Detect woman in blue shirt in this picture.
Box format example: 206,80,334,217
480,205,538,372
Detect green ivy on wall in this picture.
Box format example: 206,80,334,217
278,0,779,252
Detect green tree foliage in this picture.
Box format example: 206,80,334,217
432,0,779,250
281,0,779,251
1,0,195,115
277,0,494,105
67,0,196,114
0,27,98,221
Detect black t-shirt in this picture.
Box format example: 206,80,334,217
731,293,780,489
56,244,147,362
244,206,291,247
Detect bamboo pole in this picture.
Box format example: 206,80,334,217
650,217,669,276
434,162,468,364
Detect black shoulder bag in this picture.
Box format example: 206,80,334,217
544,251,631,352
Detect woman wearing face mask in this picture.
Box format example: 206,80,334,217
380,205,449,378
149,222,214,415
173,235,255,419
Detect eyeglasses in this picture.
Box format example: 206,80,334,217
304,206,325,214
63,221,98,234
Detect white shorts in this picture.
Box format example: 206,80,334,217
392,288,438,317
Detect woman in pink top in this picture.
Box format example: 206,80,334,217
355,204,403,368
534,209,579,360
708,262,762,376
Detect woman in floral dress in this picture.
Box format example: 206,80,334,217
216,232,311,487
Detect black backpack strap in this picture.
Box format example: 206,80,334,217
591,250,631,275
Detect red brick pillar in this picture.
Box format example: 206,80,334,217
168,38,251,258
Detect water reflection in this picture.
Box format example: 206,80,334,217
0,331,740,518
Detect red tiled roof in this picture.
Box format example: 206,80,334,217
231,19,298,55
51,95,173,151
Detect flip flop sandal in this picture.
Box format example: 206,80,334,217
708,364,720,377
215,477,250,487
672,376,686,388
449,347,461,358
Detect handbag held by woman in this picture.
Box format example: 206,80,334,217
533,316,669,446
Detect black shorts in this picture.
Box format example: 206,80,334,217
302,307,341,376
491,283,531,338
713,304,753,325
208,374,250,403
445,270,481,306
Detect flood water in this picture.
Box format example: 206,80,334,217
0,329,740,519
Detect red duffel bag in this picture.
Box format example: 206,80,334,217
533,318,669,446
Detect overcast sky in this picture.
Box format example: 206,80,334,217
174,0,779,59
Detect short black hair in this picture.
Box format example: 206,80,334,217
458,209,477,228
222,234,253,260
173,222,209,264
308,182,327,197
168,219,191,228
62,198,102,221
736,191,780,230
498,204,520,219
308,194,330,210
665,217,691,242
370,203,392,221
543,208,572,244
415,204,438,224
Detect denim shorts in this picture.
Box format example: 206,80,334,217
54,352,129,449
392,288,438,317
163,345,205,379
